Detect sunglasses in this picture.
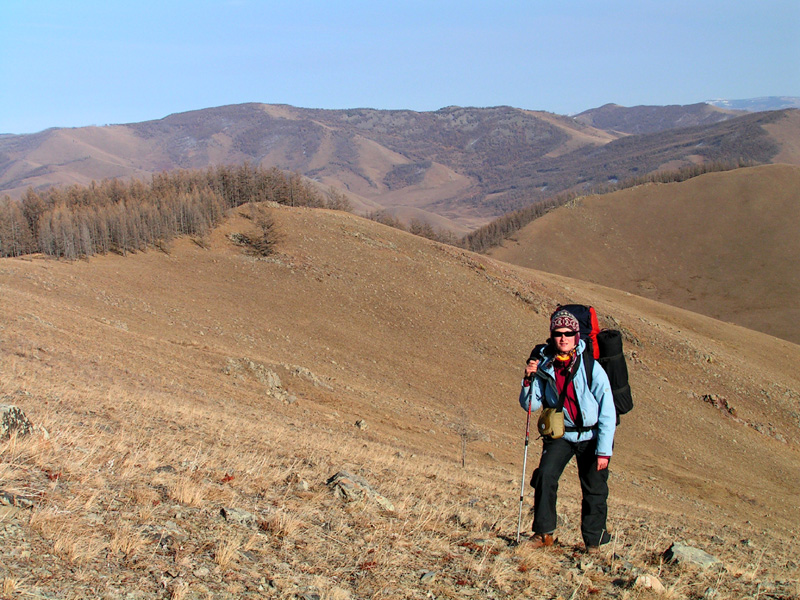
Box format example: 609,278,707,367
552,331,578,338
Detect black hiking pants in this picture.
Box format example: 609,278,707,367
531,436,609,547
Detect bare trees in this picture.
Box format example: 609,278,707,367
0,197,35,257
0,164,348,259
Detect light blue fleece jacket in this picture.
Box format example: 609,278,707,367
519,339,616,457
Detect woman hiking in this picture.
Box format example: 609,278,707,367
519,308,616,552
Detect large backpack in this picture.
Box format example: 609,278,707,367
556,304,601,360
529,304,633,424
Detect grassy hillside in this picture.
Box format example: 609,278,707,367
1,205,798,598
489,164,800,345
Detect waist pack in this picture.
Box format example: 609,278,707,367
537,408,565,439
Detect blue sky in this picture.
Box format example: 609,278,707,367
2,0,798,134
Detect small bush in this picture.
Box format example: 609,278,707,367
239,204,282,256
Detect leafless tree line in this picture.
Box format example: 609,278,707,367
0,165,349,259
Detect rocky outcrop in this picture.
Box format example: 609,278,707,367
326,470,395,512
223,358,297,404
664,542,723,570
0,404,32,438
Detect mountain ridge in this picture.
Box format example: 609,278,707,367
2,103,797,233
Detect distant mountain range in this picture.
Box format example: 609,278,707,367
1,101,798,232
706,96,800,112
573,102,744,135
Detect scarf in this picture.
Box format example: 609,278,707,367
553,350,581,424
553,348,577,369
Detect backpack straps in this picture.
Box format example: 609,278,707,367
583,350,594,391
565,351,596,433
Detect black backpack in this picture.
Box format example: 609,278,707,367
529,305,633,424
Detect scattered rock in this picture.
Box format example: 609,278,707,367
355,419,368,430
0,404,32,438
220,507,258,528
285,364,334,390
420,570,437,584
0,489,35,509
141,521,185,552
702,394,736,417
285,472,310,492
634,574,666,592
326,470,395,512
664,542,722,570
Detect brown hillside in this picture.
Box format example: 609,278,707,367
3,105,798,233
1,205,799,597
489,164,800,345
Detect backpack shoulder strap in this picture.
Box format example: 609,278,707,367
583,350,594,390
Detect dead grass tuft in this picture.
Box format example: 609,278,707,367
214,535,242,570
259,510,306,539
109,523,146,562
52,529,103,565
168,475,206,506
2,577,22,598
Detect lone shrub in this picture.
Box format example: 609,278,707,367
240,204,282,256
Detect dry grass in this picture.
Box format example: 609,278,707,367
109,523,146,562
213,535,242,570
1,577,22,599
0,204,798,599
3,380,797,598
168,475,207,506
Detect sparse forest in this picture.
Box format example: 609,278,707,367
0,164,349,259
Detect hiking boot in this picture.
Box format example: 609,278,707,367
585,530,611,554
528,532,555,548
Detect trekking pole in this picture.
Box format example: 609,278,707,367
515,381,533,544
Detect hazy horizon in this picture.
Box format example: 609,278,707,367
2,0,798,134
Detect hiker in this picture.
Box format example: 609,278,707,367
519,309,616,552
